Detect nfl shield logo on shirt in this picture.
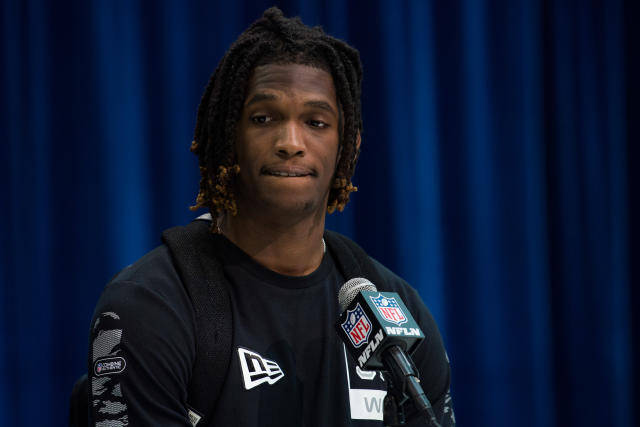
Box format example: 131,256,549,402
370,294,408,326
341,303,372,347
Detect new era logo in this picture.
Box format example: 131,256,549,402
238,347,285,390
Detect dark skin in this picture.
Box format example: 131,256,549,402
222,63,355,276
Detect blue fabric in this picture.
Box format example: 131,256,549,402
1,1,637,426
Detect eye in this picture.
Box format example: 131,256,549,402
251,115,273,124
308,119,329,129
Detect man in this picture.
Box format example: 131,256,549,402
88,7,454,426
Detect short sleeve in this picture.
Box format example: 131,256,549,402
88,249,196,426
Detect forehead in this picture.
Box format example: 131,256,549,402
245,63,337,104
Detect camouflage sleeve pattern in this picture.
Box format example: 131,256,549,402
440,387,456,426
89,311,130,426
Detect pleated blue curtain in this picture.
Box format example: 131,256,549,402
1,1,636,426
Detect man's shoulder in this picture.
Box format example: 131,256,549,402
97,244,191,318
324,230,419,297
110,245,179,288
91,243,197,354
366,256,409,287
366,255,424,306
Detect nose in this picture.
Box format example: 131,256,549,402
275,121,305,159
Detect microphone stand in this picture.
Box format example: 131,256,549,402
381,346,442,427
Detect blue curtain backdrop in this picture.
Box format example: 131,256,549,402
1,0,638,426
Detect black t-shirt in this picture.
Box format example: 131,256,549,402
88,235,455,426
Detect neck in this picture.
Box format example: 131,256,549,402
221,209,327,276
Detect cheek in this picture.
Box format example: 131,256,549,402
238,151,260,174
235,137,259,167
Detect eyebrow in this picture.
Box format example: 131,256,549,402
304,100,337,116
245,93,337,116
245,93,278,106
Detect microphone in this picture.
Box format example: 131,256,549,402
335,278,441,427
336,278,424,370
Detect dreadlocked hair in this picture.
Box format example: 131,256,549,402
190,6,363,231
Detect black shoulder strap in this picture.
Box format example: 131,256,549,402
161,219,232,427
324,230,387,290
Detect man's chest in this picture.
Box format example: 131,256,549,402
211,275,388,426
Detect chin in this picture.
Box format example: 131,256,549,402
275,198,317,213
259,196,323,217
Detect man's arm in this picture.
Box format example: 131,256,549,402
369,259,456,426
406,297,455,427
88,258,196,426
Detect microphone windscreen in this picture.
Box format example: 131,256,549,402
338,278,377,312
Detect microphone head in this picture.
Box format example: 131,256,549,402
338,278,377,312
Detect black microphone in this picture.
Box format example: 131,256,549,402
335,278,441,427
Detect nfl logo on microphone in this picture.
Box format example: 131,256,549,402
370,294,408,326
341,303,372,347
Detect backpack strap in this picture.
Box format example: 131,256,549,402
324,230,386,291
161,218,232,427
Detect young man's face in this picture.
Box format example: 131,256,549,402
234,63,340,220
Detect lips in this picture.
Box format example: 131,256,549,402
267,171,310,177
261,165,316,177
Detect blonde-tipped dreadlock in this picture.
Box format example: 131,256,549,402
190,7,363,231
